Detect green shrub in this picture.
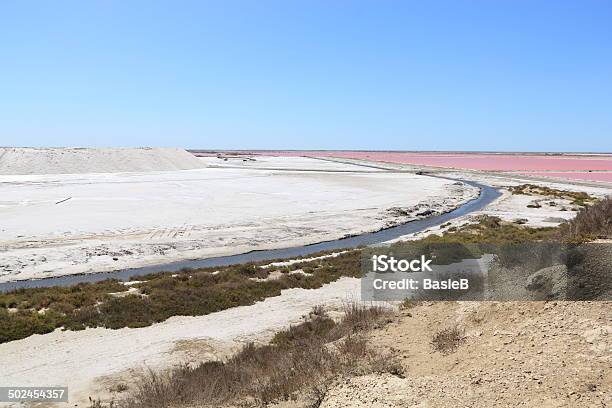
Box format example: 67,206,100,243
509,184,595,207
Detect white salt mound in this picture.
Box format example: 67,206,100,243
0,147,205,175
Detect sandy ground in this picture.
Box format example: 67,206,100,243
314,300,611,408
0,158,478,282
0,277,364,407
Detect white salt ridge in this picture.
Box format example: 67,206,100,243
261,251,350,269
0,147,205,175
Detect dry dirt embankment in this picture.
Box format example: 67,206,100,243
0,147,205,174
316,300,611,408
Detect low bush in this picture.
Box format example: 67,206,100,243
0,308,64,343
431,326,465,354
509,184,596,207
415,215,556,245
557,197,612,241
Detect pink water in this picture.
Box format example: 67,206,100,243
195,150,612,183
266,151,612,172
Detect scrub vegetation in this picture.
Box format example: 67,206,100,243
1,196,610,344
557,197,612,241
508,183,596,207
0,251,361,343
89,303,401,408
415,215,556,244
431,326,465,354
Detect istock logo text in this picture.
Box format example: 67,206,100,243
370,255,433,272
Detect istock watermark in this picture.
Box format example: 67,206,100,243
369,254,469,291
370,254,433,272
361,242,612,301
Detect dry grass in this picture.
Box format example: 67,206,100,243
431,326,465,354
558,197,612,242
90,303,398,408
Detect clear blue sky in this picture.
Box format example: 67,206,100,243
1,1,611,151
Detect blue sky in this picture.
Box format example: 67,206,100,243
1,1,611,151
